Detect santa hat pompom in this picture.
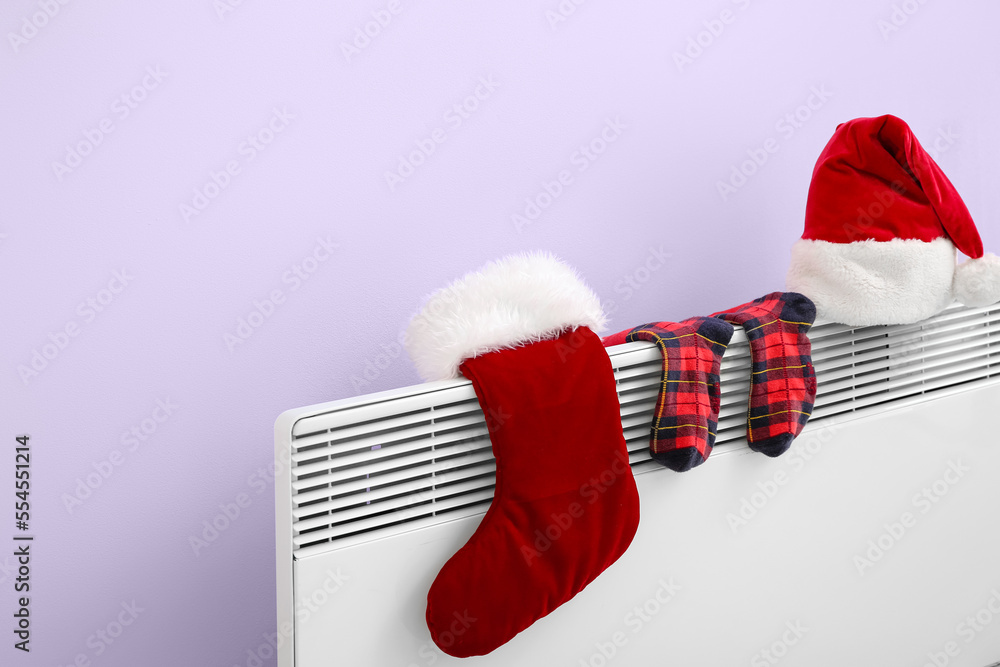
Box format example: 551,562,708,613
953,252,1000,308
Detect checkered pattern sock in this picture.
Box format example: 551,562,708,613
624,317,734,472
712,292,817,457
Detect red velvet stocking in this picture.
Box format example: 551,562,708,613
425,327,640,657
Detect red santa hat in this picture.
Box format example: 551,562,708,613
786,114,1000,326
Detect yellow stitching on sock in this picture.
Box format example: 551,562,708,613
655,424,712,434
745,318,812,333
634,330,727,347
631,330,694,342
748,409,811,420
694,332,729,347
745,318,778,333
751,364,809,375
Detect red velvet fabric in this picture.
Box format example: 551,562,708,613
803,114,983,258
425,327,640,657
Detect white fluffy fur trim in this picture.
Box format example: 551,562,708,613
954,252,1000,307
786,237,956,326
404,252,607,381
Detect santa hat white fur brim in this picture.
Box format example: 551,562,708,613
787,236,955,326
787,237,1000,326
405,252,607,381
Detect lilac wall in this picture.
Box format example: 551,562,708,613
2,1,997,665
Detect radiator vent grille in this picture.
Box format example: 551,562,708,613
287,303,1000,558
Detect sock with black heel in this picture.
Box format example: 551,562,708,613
711,292,817,457
607,317,734,472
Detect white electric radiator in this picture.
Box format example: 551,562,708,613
275,302,1000,667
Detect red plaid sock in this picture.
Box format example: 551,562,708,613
712,292,817,457
614,317,734,472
